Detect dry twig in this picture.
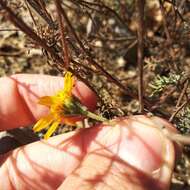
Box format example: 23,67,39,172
158,0,171,43
55,0,70,69
136,0,145,113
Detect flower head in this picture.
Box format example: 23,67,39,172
33,71,107,139
33,72,82,139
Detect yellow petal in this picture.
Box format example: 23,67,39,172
58,72,74,97
64,72,74,92
44,121,60,140
33,115,53,132
38,96,54,106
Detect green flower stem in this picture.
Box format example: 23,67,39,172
85,111,108,122
74,100,108,123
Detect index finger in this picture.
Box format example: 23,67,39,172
0,74,97,130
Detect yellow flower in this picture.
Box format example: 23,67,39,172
33,71,107,139
33,71,81,139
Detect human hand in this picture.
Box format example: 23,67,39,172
0,74,177,190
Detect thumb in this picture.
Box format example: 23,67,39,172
58,115,176,190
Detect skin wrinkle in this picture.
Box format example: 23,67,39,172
54,130,86,164
6,151,20,190
21,149,63,189
83,127,120,157
72,156,111,188
1,162,15,190
3,130,89,189
113,159,164,190
0,77,34,130
11,74,63,97
14,78,36,125
7,162,20,190
11,75,41,98
102,164,136,190
10,75,62,121
80,129,88,158
60,129,118,189
61,151,163,190
5,146,62,190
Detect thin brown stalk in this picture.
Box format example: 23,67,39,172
55,0,70,69
150,77,189,111
158,0,171,43
165,0,186,22
0,29,20,31
136,0,145,113
155,119,190,145
38,0,53,22
26,0,56,29
168,133,190,145
176,79,189,108
24,0,38,29
125,40,137,54
0,50,24,56
150,86,176,111
72,0,131,33
169,101,188,122
169,79,189,122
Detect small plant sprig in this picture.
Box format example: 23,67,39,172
33,71,107,139
149,73,181,97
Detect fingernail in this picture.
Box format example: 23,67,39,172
115,116,175,177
